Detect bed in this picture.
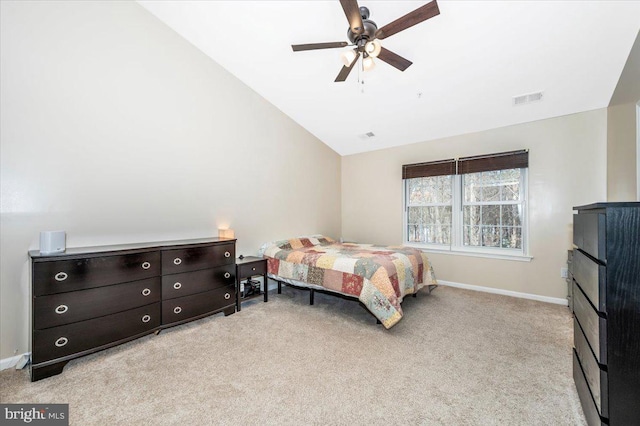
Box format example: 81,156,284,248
260,235,437,328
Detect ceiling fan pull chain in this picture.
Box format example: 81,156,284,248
359,58,365,94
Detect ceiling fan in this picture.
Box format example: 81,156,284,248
291,0,440,82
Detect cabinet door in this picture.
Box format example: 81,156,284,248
237,260,267,280
162,265,235,300
573,213,606,262
161,284,235,325
573,351,607,426
34,277,161,329
162,243,235,274
573,281,607,365
574,318,608,418
572,249,606,313
33,251,160,296
33,303,160,364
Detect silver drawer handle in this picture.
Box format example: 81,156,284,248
173,258,182,265
54,272,68,282
55,337,68,347
173,306,182,314
142,288,151,296
55,305,68,314
141,262,151,270
252,267,256,271
173,282,182,290
224,272,231,279
142,315,151,323
224,251,230,258
224,293,231,300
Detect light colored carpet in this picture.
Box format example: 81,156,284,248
0,285,586,425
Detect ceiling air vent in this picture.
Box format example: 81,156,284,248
513,91,544,106
359,132,376,139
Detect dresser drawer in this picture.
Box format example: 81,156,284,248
162,284,235,325
34,277,161,330
162,243,235,274
33,251,160,296
32,303,160,364
162,264,235,300
574,318,608,417
573,350,607,426
573,249,606,313
237,260,266,279
573,281,607,365
573,213,606,262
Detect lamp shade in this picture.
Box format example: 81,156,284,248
365,40,381,57
218,228,235,239
340,49,357,66
362,56,375,71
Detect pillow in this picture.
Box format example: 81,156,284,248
258,235,335,257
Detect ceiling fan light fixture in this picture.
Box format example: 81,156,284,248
340,49,358,67
363,56,376,71
365,40,381,57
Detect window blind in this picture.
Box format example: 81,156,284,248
457,150,528,174
402,149,528,179
401,159,456,179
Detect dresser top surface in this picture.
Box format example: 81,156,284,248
29,237,236,259
574,202,640,211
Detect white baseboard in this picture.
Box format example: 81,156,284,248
0,353,30,371
437,280,568,306
0,354,22,370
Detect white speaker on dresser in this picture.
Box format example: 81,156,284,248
39,231,66,255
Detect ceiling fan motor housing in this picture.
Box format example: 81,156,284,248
347,6,377,49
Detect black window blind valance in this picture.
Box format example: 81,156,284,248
402,159,456,179
402,149,528,179
458,150,529,174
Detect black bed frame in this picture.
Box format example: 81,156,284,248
272,278,438,325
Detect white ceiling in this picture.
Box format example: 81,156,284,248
138,1,640,156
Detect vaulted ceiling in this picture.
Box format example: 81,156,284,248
139,1,640,155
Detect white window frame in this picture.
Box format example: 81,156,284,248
403,169,531,261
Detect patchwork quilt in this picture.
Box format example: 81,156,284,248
262,236,437,329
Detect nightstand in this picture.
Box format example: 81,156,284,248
236,256,267,311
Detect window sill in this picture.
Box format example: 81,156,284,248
404,243,533,262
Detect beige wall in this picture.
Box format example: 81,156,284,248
607,102,638,201
607,29,640,201
342,110,608,299
0,1,341,360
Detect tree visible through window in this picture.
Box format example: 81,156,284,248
462,169,523,249
406,175,452,245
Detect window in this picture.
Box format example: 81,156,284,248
406,175,452,245
403,150,529,258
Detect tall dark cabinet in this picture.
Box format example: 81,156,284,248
572,202,640,425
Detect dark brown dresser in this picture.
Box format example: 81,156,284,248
572,202,640,425
30,237,236,381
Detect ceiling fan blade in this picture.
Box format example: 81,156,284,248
377,47,413,71
291,42,349,52
340,0,364,35
335,52,359,82
375,0,440,40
